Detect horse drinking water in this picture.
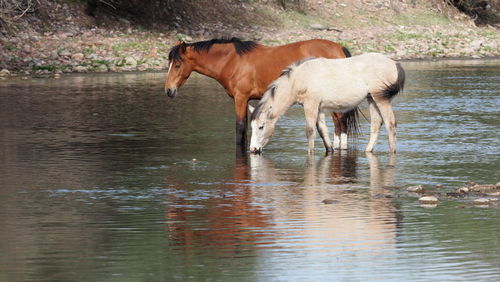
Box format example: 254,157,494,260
250,53,405,154
164,38,358,150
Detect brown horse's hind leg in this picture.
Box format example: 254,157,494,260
331,112,342,149
234,96,249,150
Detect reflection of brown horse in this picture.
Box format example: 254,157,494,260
164,38,358,150
165,157,272,253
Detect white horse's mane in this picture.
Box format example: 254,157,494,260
251,57,317,121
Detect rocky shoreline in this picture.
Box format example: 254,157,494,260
0,1,498,78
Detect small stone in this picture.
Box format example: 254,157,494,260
0,69,10,77
470,184,497,192
435,184,442,189
22,44,31,54
50,50,59,59
147,47,158,58
322,199,338,204
54,73,61,78
457,187,469,194
310,23,325,30
73,66,88,72
473,198,490,205
407,185,424,193
59,50,71,57
419,196,438,204
71,53,84,61
471,40,483,50
95,64,108,72
124,56,137,67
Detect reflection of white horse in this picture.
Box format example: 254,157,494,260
250,53,405,154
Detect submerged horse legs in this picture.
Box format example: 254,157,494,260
317,111,334,153
331,112,348,150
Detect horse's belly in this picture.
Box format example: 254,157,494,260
320,90,366,112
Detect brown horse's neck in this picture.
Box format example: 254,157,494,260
188,45,234,82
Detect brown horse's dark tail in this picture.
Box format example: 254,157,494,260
341,46,352,58
345,107,361,139
341,45,359,139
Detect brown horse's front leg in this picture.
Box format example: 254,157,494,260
234,96,249,149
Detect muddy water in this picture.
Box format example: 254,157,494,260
0,59,499,281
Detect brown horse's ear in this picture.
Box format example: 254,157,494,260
179,42,187,54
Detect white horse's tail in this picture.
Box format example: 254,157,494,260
382,62,405,99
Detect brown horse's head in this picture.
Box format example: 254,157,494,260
164,41,193,98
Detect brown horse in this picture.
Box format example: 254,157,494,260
164,38,358,150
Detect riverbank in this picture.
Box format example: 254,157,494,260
0,0,498,78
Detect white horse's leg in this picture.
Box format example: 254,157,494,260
316,111,333,152
376,101,397,153
365,97,383,152
304,103,320,155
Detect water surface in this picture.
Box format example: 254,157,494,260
0,59,499,281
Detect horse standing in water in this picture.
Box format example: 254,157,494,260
250,53,405,154
164,38,358,150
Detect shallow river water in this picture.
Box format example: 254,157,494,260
0,59,499,281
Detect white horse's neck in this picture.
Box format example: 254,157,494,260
268,78,297,122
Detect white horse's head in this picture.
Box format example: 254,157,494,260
249,103,275,154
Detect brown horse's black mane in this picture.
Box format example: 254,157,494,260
168,37,258,62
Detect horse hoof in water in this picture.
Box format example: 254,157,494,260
249,147,262,154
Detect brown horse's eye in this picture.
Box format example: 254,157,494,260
175,64,181,69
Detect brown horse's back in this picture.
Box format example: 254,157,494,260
233,39,349,99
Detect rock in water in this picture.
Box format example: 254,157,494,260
322,199,337,204
473,198,490,205
0,69,10,76
407,185,424,193
419,196,438,204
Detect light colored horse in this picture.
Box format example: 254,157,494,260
249,53,405,154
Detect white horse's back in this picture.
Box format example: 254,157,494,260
291,53,399,112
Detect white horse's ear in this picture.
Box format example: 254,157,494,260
248,105,255,114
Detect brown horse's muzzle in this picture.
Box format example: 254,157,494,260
165,88,177,98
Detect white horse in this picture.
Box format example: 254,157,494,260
249,53,405,154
